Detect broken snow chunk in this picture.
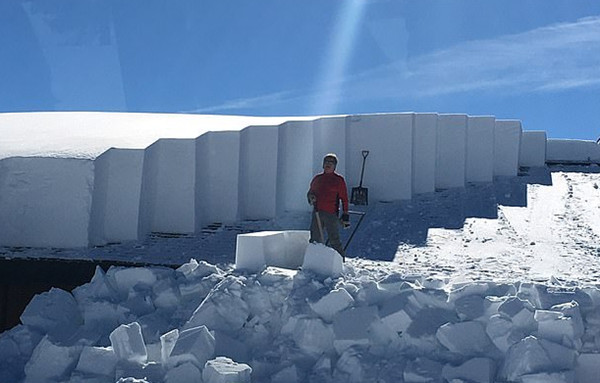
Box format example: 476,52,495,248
292,317,335,356
169,325,215,369
24,336,82,383
20,287,83,344
576,353,600,383
160,329,179,364
164,362,202,383
436,321,496,356
75,345,117,377
332,306,379,354
442,357,496,383
109,322,148,364
309,288,354,322
535,308,583,348
403,357,443,383
271,365,300,383
107,267,158,297
203,357,252,383
302,243,343,278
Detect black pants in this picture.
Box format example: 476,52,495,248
310,210,344,257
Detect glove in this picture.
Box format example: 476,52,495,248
341,213,350,228
307,192,317,205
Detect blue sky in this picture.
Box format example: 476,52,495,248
1,0,599,139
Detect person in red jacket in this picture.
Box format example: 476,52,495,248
307,153,350,257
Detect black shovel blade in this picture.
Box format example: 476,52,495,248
350,186,368,205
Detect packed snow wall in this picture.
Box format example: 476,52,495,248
0,112,553,248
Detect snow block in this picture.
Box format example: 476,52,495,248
442,357,496,383
0,157,93,247
75,346,117,377
195,131,241,230
436,321,496,356
520,131,547,167
576,353,600,383
235,230,310,272
466,116,495,183
436,114,467,189
291,317,335,356
138,138,196,235
169,325,216,368
412,113,437,194
165,362,202,383
109,322,148,364
546,139,600,164
332,306,379,353
302,242,343,277
347,113,413,201
238,125,279,220
277,120,314,214
89,148,144,246
312,117,347,176
494,120,522,177
203,357,252,383
107,267,158,297
309,288,354,322
379,295,413,334
24,336,82,383
535,301,584,348
20,287,83,343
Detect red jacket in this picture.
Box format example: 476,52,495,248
308,172,349,215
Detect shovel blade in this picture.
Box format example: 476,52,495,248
350,187,368,205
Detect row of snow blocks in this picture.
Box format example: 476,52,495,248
195,131,241,229
412,113,437,194
466,116,495,183
312,116,348,176
436,114,467,189
546,139,600,164
235,230,310,272
0,157,93,247
89,148,144,246
520,131,547,167
347,113,413,201
238,125,279,220
494,120,522,177
276,120,315,215
138,138,196,236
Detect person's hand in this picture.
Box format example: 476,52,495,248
341,213,350,228
307,192,317,205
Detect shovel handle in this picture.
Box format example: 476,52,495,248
362,150,369,158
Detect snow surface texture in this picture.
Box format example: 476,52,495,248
3,244,600,383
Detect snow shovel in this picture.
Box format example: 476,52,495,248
350,150,370,205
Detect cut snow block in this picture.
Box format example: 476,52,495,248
436,321,495,356
466,116,495,183
412,113,437,194
347,113,413,201
436,114,467,189
309,288,355,322
332,306,379,353
494,120,522,177
75,346,117,377
235,230,309,272
203,357,252,383
277,120,314,214
109,322,148,364
195,131,240,230
138,138,196,235
546,139,600,164
169,325,216,368
442,357,496,383
238,125,278,220
24,336,82,383
89,148,144,246
292,317,335,356
534,306,584,348
520,131,547,167
312,116,347,176
0,157,93,248
302,242,343,277
576,354,600,383
20,287,83,343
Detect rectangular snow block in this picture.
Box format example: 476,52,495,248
0,157,94,248
109,322,148,364
238,125,278,220
138,138,196,235
347,113,413,201
519,131,547,167
195,131,241,229
302,242,343,277
546,139,600,164
494,120,522,177
277,120,314,214
235,230,310,272
412,113,437,194
312,117,347,176
436,114,467,189
89,148,144,246
466,116,494,183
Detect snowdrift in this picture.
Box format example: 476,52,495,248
2,252,600,383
